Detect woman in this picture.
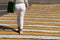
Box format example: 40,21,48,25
12,0,29,34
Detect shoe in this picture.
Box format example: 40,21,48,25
18,27,23,34
19,29,23,34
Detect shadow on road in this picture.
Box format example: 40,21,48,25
0,11,8,17
0,25,18,33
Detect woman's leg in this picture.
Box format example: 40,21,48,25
15,4,21,34
19,6,26,34
18,4,26,34
15,3,26,34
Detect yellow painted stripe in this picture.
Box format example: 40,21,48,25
1,16,60,19
29,4,60,9
23,32,60,36
0,22,31,24
5,13,60,15
3,14,60,16
25,15,60,18
2,16,16,17
3,15,60,17
0,18,17,20
0,22,17,24
39,24,60,26
0,17,16,18
0,16,60,19
0,31,18,34
26,13,60,15
0,31,60,36
1,22,60,26
1,21,60,26
24,26,60,30
5,26,18,28
32,20,60,22
24,22,60,26
6,12,60,14
29,4,60,7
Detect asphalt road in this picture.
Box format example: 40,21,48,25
0,0,60,4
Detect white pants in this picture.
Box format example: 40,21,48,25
15,3,26,29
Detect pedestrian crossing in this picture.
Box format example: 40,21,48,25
0,4,60,40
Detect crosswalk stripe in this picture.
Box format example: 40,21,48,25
23,29,60,33
0,24,60,28
0,35,59,39
25,22,60,24
0,20,31,22
32,20,60,22
1,16,60,20
1,15,60,17
0,4,60,39
24,25,60,27
0,29,60,33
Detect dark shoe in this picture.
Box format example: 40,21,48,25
18,27,23,34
